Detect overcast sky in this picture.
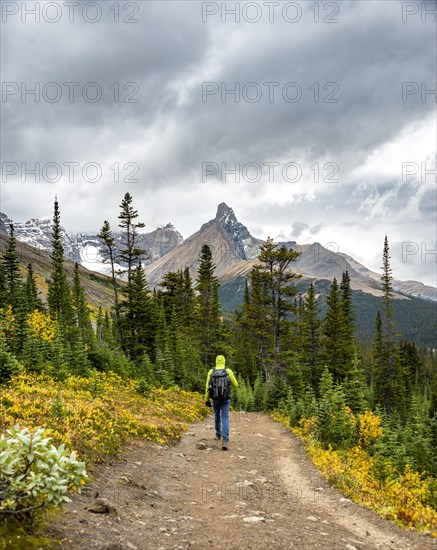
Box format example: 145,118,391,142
1,0,436,286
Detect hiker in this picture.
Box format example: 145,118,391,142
205,355,238,450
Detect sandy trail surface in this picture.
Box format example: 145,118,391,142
48,412,437,550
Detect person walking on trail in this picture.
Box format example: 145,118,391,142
205,355,238,451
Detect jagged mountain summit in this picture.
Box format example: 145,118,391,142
143,204,436,302
142,203,264,286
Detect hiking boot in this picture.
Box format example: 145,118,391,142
222,441,229,451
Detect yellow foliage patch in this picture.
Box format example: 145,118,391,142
0,373,207,463
26,310,57,342
357,410,384,449
272,410,437,537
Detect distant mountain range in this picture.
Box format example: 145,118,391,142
1,204,436,304
0,212,183,276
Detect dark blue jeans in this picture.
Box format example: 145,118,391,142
212,398,230,442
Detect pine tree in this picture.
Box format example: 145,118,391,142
339,270,356,368
47,198,73,326
0,263,7,309
322,278,343,379
240,238,300,384
50,323,70,380
123,264,155,362
25,263,43,312
182,267,197,333
99,220,122,342
317,367,354,448
2,223,21,307
140,353,156,386
372,236,401,414
301,281,322,389
253,374,268,411
256,238,300,359
344,354,369,414
0,336,21,384
117,193,145,287
96,306,105,343
195,244,223,368
10,281,29,356
71,263,93,343
234,278,263,381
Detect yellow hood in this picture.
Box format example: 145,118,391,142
215,355,226,369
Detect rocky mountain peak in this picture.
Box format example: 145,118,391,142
212,203,261,261
216,202,236,223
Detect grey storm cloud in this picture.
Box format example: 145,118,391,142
1,0,436,286
291,222,309,239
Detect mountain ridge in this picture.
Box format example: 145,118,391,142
1,206,436,303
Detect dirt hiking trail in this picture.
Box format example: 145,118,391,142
48,412,437,550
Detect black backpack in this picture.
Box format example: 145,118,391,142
208,368,231,401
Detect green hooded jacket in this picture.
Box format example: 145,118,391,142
205,355,238,400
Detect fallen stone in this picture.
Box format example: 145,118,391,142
348,539,365,547
88,498,117,514
196,442,207,450
345,545,357,550
306,516,318,522
243,516,266,523
185,432,195,436
236,480,253,487
255,477,268,484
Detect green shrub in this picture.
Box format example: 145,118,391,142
0,341,21,384
0,425,88,527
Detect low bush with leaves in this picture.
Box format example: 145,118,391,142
0,425,88,525
0,372,207,462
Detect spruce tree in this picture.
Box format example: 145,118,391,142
117,193,145,287
195,244,223,368
123,263,155,362
344,355,369,414
301,281,322,389
322,274,357,383
47,198,73,326
71,262,93,344
372,236,401,414
2,223,21,307
240,238,300,384
99,220,122,342
25,263,43,312
339,270,356,368
256,238,300,358
0,263,6,309
322,277,343,379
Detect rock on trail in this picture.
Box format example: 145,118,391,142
47,412,437,550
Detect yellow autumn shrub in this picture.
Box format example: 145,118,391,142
0,373,207,463
273,409,437,537
357,410,384,448
26,310,57,342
